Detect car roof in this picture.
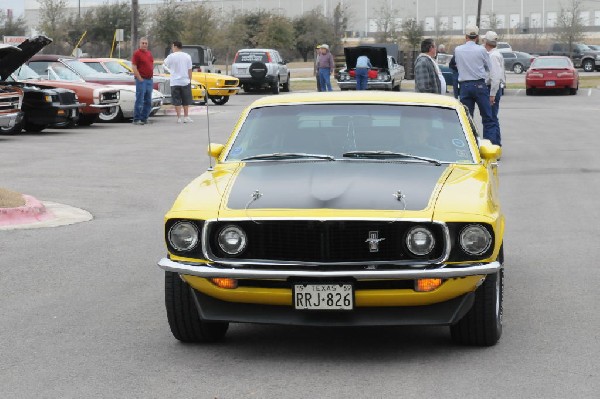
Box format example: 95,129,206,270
247,91,462,109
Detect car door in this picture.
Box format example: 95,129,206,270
272,51,286,82
501,52,514,70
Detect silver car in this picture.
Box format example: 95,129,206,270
231,49,290,94
337,46,405,91
501,51,535,74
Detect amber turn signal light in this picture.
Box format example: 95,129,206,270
415,278,443,292
210,278,238,289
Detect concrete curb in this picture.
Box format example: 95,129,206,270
0,195,53,227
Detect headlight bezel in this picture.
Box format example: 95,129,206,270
168,220,200,252
404,225,436,257
459,224,493,255
217,224,248,255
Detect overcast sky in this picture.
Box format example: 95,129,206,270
3,0,24,17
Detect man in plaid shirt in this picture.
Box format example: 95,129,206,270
414,38,443,94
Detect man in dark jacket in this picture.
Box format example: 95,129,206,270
414,38,442,94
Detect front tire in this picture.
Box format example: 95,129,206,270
0,121,23,134
78,114,98,126
98,106,123,122
24,121,47,132
450,248,504,346
165,271,229,343
210,95,229,105
282,75,291,92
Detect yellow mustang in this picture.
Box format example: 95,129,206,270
158,91,504,346
154,61,239,105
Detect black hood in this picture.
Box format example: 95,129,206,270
226,162,447,211
0,36,52,80
344,46,388,69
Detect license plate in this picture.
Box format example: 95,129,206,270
545,81,556,86
293,284,353,310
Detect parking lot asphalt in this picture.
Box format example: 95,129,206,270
2,89,600,397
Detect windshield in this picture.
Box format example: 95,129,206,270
12,64,40,80
64,59,105,78
225,104,474,164
105,61,130,74
29,61,84,81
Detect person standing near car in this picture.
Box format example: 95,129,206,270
164,40,194,123
454,25,496,144
355,50,372,90
414,38,444,94
484,31,505,147
316,44,335,91
131,37,154,125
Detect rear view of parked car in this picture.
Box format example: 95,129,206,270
526,56,579,95
231,49,290,94
337,46,404,91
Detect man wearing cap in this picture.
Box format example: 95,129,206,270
316,44,335,91
454,25,496,144
484,31,506,146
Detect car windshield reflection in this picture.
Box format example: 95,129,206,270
225,104,474,164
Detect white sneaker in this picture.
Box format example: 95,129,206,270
177,117,182,123
183,117,193,123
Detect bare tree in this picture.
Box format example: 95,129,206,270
331,1,350,55
372,1,399,43
554,0,586,53
0,9,27,36
37,0,68,52
401,18,423,52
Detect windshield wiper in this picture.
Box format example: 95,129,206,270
342,151,442,166
241,153,335,161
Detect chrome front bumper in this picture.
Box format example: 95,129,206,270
158,258,501,279
0,111,23,128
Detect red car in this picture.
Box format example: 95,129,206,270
526,56,579,95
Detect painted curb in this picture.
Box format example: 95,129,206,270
0,194,53,227
0,201,93,231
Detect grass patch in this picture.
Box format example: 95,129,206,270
0,188,26,208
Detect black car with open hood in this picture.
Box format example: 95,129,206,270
337,45,405,91
0,36,82,133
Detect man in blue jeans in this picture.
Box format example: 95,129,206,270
454,25,496,143
316,44,335,91
131,37,154,125
355,51,372,90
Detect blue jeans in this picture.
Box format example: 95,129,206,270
355,68,368,90
134,78,153,122
489,86,503,146
459,80,497,145
318,68,332,91
451,70,459,98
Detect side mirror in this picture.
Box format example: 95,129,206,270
479,139,501,161
208,143,225,159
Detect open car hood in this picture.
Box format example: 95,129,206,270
0,36,52,80
344,46,388,69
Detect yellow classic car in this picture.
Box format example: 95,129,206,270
158,91,504,346
154,61,238,105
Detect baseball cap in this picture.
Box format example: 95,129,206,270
465,25,479,38
484,31,498,44
320,43,329,50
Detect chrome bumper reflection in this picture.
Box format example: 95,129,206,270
157,258,501,279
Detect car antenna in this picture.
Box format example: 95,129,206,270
203,73,213,171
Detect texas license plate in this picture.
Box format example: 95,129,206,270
293,284,353,310
545,81,556,86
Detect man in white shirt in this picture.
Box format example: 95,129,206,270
484,31,505,146
164,41,193,123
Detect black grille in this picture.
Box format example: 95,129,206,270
58,91,77,105
207,221,446,263
224,80,238,86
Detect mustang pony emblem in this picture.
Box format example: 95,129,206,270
366,231,386,252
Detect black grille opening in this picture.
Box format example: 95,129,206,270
207,220,446,263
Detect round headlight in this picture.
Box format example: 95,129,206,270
459,224,492,255
168,221,199,251
406,226,435,256
218,225,247,255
